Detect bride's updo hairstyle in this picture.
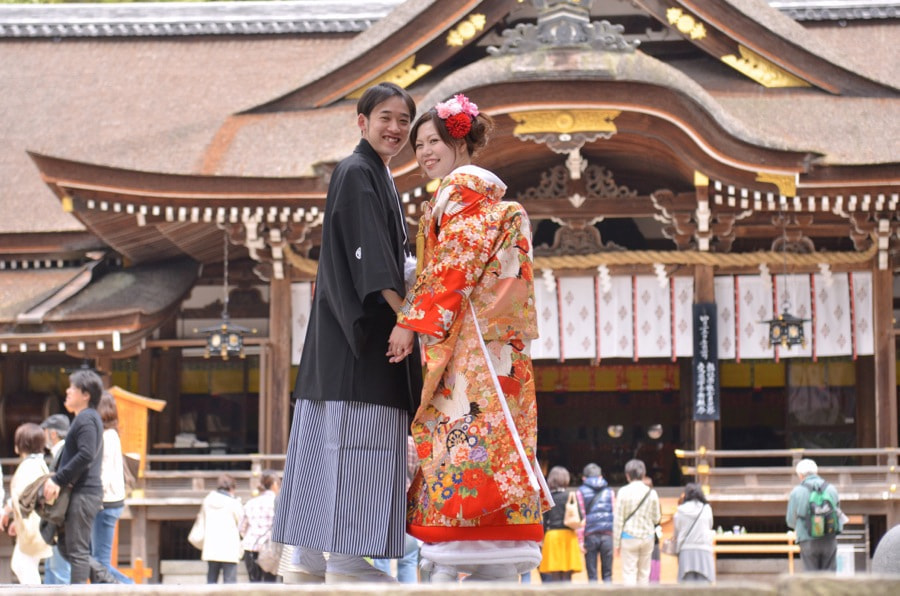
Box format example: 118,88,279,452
410,93,494,158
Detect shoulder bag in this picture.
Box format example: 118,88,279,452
619,487,652,539
188,510,205,550
662,504,705,556
256,535,283,575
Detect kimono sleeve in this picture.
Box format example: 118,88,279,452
330,165,404,304
397,186,492,339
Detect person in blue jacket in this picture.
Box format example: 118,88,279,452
577,463,615,582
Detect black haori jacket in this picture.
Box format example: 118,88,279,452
294,139,422,414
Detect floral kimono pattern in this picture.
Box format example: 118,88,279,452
398,165,550,543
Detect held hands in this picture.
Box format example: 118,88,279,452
387,325,415,363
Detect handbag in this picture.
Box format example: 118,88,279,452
123,454,139,495
564,491,583,530
187,510,205,550
256,535,283,575
21,475,72,528
661,535,678,555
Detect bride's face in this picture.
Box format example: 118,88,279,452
414,120,467,180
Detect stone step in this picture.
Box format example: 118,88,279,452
159,559,249,584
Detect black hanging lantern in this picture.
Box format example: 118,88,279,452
764,309,808,349
762,206,808,350
202,314,253,360
195,230,254,360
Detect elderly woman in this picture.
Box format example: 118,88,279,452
673,482,715,582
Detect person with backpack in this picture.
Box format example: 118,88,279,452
786,458,842,571
576,463,615,583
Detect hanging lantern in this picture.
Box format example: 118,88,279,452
761,206,808,351
194,229,255,360
764,309,808,349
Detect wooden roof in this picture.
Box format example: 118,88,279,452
0,258,198,357
3,0,898,277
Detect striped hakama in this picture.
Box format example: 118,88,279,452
271,399,409,558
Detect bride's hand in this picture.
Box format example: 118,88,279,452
387,325,415,363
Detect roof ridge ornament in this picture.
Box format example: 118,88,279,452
487,0,639,56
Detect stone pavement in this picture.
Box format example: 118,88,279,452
2,576,900,595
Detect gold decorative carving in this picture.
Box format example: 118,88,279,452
447,13,487,47
693,171,709,187
345,56,432,99
666,8,707,40
721,46,811,88
756,172,797,197
511,110,620,135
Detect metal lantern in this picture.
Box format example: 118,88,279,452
201,315,252,360
195,230,254,360
765,310,808,349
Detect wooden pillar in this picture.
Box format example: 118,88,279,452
856,356,877,451
693,265,716,454
137,348,153,397
130,505,147,566
264,276,292,455
96,355,113,388
153,316,181,447
872,265,897,450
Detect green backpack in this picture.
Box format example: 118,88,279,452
805,480,840,538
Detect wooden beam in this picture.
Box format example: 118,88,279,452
872,265,898,450
264,276,292,455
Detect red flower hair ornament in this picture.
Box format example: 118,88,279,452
435,94,480,139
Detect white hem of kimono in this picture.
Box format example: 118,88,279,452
419,540,541,574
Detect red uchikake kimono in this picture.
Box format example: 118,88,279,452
397,165,552,544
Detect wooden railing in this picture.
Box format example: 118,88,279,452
713,533,801,574
136,453,287,499
675,447,900,498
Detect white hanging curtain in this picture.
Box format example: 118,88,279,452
812,272,853,358
851,271,874,356
672,277,695,359
714,276,736,359
531,275,560,360
527,272,872,362
559,277,597,360
596,275,634,360
633,276,672,359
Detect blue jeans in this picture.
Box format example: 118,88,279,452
371,534,419,583
44,545,71,584
91,505,134,584
207,561,238,583
584,532,613,582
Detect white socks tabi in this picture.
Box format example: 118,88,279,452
325,553,397,583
